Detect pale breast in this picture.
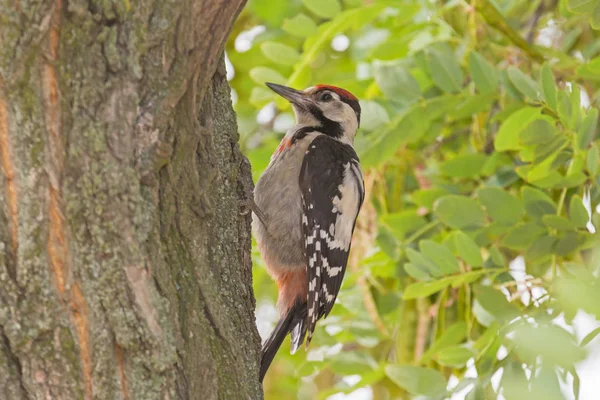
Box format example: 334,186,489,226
253,132,320,269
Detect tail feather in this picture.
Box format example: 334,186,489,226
260,301,307,382
289,305,308,354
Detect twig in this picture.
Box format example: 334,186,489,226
349,172,389,337
494,277,544,289
526,0,546,44
414,298,431,362
475,0,545,62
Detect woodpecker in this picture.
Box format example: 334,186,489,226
254,83,364,382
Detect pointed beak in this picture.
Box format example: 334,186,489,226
266,83,311,109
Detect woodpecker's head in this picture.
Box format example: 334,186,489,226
266,83,361,144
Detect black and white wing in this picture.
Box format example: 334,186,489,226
299,135,364,346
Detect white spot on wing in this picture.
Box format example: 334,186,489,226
327,162,363,250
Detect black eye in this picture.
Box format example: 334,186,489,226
319,92,333,102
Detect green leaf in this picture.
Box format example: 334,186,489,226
494,107,541,151
542,215,577,230
502,222,547,250
359,100,390,131
474,322,500,352
384,365,447,397
569,195,589,227
593,1,600,29
563,262,595,280
576,57,600,80
436,346,475,368
477,187,523,225
302,0,341,18
440,154,488,178
527,235,558,261
421,322,467,363
419,240,460,274
248,67,286,85
532,134,569,164
371,37,411,60
556,278,600,318
587,143,599,176
570,84,582,130
541,63,558,110
249,87,275,107
501,68,524,99
554,231,587,255
489,246,506,267
330,352,378,375
567,0,597,14
468,51,499,94
474,285,520,323
381,211,426,240
282,14,318,37
449,93,496,120
403,278,452,299
519,117,557,146
287,5,385,88
512,324,586,367
403,270,492,299
406,248,443,277
577,108,598,150
581,327,600,347
508,66,542,100
434,195,486,229
359,104,430,167
260,42,301,66
404,263,431,281
426,46,464,93
522,187,557,219
530,367,565,400
373,62,421,103
455,231,483,267
448,269,495,287
412,188,449,210
249,0,294,26
557,90,573,127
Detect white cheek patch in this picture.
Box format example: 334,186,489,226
324,103,358,144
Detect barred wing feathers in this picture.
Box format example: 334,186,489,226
299,135,364,346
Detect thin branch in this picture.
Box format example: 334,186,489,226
414,298,431,362
526,0,545,44
475,0,545,62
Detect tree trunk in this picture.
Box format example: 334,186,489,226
0,1,262,399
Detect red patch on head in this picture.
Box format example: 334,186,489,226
314,84,358,101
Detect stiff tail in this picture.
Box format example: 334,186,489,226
260,301,307,382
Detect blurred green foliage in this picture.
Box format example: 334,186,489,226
227,0,600,398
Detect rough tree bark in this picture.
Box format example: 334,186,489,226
0,0,263,399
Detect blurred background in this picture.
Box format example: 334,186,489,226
225,0,600,399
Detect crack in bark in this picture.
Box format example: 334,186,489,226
70,283,93,400
42,1,94,398
115,342,129,400
0,78,19,281
47,187,68,293
0,324,28,399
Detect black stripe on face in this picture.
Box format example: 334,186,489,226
308,104,343,139
314,88,361,128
